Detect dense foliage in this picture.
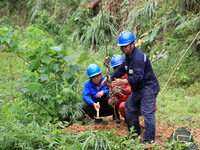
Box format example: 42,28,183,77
0,0,200,149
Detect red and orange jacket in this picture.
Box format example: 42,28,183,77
110,74,132,106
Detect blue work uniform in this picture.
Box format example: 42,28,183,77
82,77,109,106
82,77,115,119
111,47,160,143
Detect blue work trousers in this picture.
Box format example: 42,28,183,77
125,85,158,143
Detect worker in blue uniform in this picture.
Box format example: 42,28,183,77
82,64,119,124
110,31,160,143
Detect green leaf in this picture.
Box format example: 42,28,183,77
70,64,79,73
6,31,14,37
21,87,28,93
51,109,59,116
14,82,20,87
50,46,61,52
44,42,50,51
29,60,40,70
39,74,49,81
42,65,52,74
38,47,47,56
8,105,20,113
52,63,60,72
90,138,95,147
26,26,34,31
63,55,75,63
47,99,55,108
31,75,38,82
62,88,74,94
23,71,32,78
62,72,72,79
29,54,37,61
0,37,8,43
41,56,51,65
0,27,8,31
10,40,18,49
77,52,88,64
57,98,63,104
30,29,39,40
41,94,51,100
44,135,51,143
27,83,40,96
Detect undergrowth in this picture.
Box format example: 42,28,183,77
0,0,200,149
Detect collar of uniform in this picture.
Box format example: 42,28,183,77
125,46,136,61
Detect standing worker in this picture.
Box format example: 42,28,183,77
82,64,118,125
109,31,160,143
109,54,158,123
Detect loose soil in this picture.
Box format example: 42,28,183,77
63,117,200,148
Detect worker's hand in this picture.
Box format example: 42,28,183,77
108,98,115,107
96,91,104,98
112,78,128,86
113,89,122,95
101,75,111,85
93,102,100,111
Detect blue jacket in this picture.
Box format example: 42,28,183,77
82,77,109,106
111,47,160,93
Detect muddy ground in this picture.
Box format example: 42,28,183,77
63,117,200,148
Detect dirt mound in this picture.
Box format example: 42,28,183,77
63,117,200,147
65,120,128,136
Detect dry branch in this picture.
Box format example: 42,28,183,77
87,0,101,10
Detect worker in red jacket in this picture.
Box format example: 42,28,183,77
109,54,157,122
109,54,131,121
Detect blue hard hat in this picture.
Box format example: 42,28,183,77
87,64,101,77
110,54,124,67
117,31,136,46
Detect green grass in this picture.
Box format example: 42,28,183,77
0,52,26,103
0,0,200,148
156,83,200,128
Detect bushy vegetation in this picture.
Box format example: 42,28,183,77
0,0,200,149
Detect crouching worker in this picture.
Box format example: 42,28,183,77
82,64,116,125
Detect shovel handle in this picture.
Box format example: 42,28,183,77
96,102,100,117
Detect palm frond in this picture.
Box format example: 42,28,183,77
126,0,158,37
